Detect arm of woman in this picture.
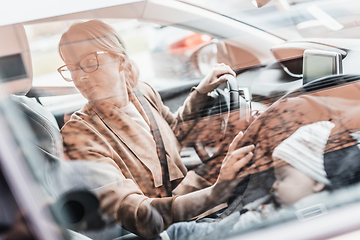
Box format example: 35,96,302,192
169,132,254,222
62,111,253,238
141,63,236,142
99,132,254,238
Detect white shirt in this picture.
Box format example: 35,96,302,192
121,102,152,135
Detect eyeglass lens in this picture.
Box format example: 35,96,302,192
59,53,99,81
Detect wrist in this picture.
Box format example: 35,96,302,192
212,179,241,204
211,182,230,203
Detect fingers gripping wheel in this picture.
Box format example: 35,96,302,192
223,73,241,111
203,74,240,133
212,74,239,136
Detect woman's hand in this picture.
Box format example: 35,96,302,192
196,63,236,94
213,131,255,201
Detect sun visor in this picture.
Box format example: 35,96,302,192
0,24,32,96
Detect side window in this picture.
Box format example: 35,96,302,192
146,25,212,83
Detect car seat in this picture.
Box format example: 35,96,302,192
220,50,360,217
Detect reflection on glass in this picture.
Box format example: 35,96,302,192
198,43,218,76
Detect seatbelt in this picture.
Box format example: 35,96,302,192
133,88,172,197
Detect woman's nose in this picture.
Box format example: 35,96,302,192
73,68,88,81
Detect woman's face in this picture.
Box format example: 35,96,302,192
272,164,322,207
60,32,127,102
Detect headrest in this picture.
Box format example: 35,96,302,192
0,24,32,97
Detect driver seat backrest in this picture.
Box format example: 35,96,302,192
0,23,64,159
10,95,64,159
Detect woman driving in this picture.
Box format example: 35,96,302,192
58,20,254,238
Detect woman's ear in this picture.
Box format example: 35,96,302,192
119,61,125,72
313,181,326,193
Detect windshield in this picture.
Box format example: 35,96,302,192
181,0,360,40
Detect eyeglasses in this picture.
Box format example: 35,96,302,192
57,51,108,82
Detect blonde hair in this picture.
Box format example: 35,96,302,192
59,19,139,88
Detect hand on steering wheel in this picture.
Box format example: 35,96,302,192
196,63,236,94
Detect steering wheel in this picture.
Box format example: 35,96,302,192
194,74,249,163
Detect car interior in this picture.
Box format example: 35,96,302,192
2,1,360,238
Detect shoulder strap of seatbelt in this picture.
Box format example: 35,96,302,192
133,88,172,197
